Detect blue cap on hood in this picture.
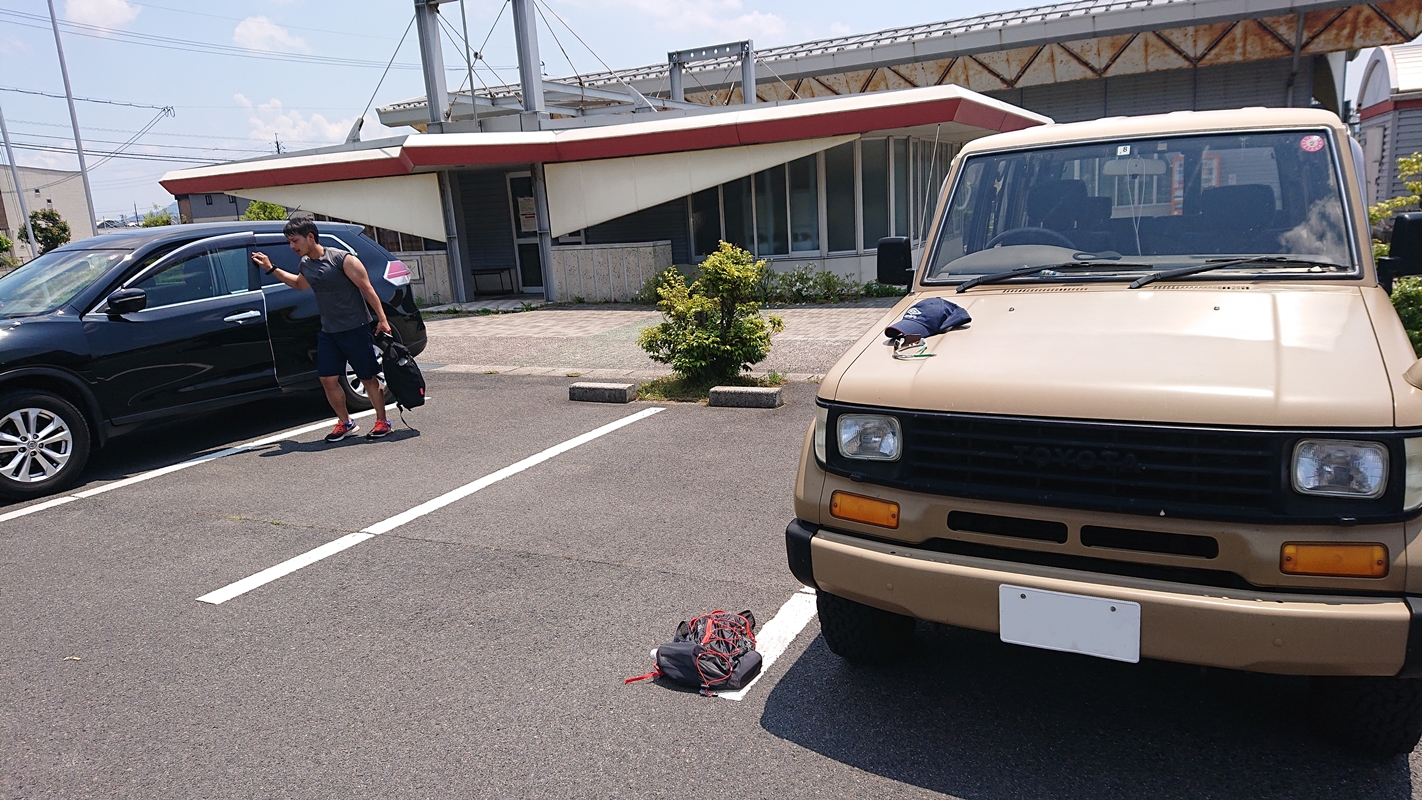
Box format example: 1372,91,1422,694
885,297,971,339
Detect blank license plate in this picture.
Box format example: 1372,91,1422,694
999,585,1141,663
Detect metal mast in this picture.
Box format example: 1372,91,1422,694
0,98,37,260
45,0,96,233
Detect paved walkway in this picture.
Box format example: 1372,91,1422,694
420,300,901,380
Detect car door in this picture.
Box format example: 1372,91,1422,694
83,233,278,423
253,233,321,386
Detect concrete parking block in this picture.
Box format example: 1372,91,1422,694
569,382,638,403
709,386,783,408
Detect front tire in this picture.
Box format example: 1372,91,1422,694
817,591,915,665
1312,676,1422,755
0,390,91,500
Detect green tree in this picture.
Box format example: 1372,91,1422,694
638,241,784,383
1375,154,1422,352
140,204,173,227
239,200,288,221
16,208,70,254
0,232,10,254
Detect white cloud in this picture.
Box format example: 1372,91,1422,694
829,22,852,36
235,94,351,147
233,16,310,53
604,0,786,42
0,34,30,55
64,0,139,30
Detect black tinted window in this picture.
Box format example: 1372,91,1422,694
134,251,228,307
255,244,300,287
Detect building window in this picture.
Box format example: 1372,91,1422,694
722,176,753,252
690,187,721,257
788,154,819,252
753,164,788,256
860,138,889,249
205,195,213,205
824,141,856,253
893,138,909,239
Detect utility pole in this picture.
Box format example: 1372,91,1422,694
274,134,283,154
0,98,37,260
458,0,478,126
45,0,96,235
413,0,467,303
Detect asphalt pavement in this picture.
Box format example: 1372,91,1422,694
2,329,1422,797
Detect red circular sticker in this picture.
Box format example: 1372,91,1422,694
1300,135,1325,153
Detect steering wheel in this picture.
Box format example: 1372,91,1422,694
984,227,1076,249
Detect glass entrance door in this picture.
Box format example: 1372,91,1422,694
507,173,543,292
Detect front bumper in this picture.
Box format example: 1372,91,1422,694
787,519,1422,677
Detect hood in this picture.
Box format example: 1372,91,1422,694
830,285,1396,428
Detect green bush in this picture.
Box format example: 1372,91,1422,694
0,232,10,254
17,208,69,254
756,264,909,303
141,204,173,227
1393,278,1422,355
638,242,784,383
240,200,288,221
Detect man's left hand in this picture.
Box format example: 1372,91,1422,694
376,319,392,337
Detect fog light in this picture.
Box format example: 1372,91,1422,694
1280,542,1388,578
830,491,900,528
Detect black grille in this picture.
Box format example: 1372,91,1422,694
823,404,1411,524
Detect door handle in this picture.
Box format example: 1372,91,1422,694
223,310,262,324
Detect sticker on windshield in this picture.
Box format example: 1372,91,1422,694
1117,145,1131,156
1300,135,1325,153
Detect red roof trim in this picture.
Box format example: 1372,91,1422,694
1359,98,1422,121
162,92,1044,195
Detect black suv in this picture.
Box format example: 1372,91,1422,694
0,221,427,500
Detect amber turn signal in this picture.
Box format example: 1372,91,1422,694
830,491,900,529
1280,542,1388,578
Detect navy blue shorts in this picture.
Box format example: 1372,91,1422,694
317,325,379,379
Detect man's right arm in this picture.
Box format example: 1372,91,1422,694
251,252,309,291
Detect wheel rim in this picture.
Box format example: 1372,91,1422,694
344,345,386,399
0,407,73,484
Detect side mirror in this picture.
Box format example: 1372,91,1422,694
106,287,147,316
1378,212,1422,293
876,236,913,286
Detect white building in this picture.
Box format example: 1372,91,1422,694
0,163,95,263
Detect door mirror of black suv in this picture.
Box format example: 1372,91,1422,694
1378,212,1422,293
876,236,912,286
106,288,147,316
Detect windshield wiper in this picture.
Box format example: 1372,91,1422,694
955,260,1152,293
1128,256,1346,289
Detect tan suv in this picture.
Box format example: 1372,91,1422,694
787,108,1422,755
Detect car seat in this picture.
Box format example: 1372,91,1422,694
1026,180,1113,252
1194,184,1278,254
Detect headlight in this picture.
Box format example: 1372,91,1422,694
814,406,828,463
1292,440,1388,499
837,414,901,461
1406,438,1422,511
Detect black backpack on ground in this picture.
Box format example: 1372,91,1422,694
376,332,425,414
625,609,761,695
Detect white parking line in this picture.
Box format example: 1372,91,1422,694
0,410,378,525
718,587,818,701
197,406,666,605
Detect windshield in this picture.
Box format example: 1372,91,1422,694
925,130,1353,282
0,249,128,317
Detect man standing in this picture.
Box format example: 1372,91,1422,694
251,218,394,441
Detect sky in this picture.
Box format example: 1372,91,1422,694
0,0,1397,223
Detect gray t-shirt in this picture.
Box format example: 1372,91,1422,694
299,247,372,333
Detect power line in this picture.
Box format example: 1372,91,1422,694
9,131,265,155
0,8,519,73
9,119,339,147
5,142,216,165
0,85,170,110
0,8,423,71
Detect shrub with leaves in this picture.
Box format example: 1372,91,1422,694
0,232,10,254
240,200,288,221
17,208,70,254
1394,277,1422,355
141,204,173,227
638,242,784,383
1373,153,1422,352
